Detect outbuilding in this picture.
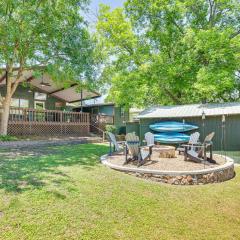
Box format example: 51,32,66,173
127,102,240,151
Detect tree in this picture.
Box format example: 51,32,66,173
0,0,95,135
96,0,240,108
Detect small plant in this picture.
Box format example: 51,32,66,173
105,125,117,134
0,135,18,142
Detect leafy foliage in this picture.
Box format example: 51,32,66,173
105,124,117,134
0,0,96,134
0,135,17,141
96,0,240,107
0,0,95,82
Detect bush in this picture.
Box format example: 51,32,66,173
118,126,126,135
105,125,117,134
0,135,18,142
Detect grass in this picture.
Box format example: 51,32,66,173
0,143,240,240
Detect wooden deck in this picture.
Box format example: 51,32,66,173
0,108,115,136
2,108,90,136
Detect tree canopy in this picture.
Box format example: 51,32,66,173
0,0,95,85
0,0,95,134
96,0,240,108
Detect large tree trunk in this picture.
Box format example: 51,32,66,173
0,63,24,135
0,94,11,135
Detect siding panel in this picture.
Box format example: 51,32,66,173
139,116,240,151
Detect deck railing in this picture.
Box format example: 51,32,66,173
0,108,114,136
90,114,114,136
7,107,89,124
90,114,114,125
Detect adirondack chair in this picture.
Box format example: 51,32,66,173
125,133,153,167
184,132,215,164
177,132,200,154
144,132,155,147
107,132,125,155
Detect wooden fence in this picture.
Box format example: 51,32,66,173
1,108,90,136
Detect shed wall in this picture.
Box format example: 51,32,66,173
126,121,140,136
114,107,129,134
138,115,240,151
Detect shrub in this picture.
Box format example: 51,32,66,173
0,135,18,142
105,125,117,134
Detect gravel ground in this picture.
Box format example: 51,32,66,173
107,151,226,171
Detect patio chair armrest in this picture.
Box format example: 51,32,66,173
147,144,154,147
182,143,203,147
177,146,184,151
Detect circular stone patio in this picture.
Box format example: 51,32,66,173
100,151,235,185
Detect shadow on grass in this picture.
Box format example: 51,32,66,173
0,143,108,193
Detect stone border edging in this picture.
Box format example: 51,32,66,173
100,154,235,185
100,154,234,176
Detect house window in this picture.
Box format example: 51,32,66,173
20,99,29,108
11,98,19,108
34,101,45,110
55,102,64,108
11,98,29,108
34,92,47,101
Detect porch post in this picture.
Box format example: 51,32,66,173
80,89,83,112
60,111,63,134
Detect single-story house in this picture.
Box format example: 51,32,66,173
0,69,101,136
126,102,240,151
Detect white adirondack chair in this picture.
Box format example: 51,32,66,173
125,132,152,167
107,132,125,155
144,132,155,147
177,132,200,154
189,132,200,145
184,132,215,164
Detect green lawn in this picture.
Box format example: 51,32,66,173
0,144,240,240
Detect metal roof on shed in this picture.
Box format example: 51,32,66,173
137,102,240,119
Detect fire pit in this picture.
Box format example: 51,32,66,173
152,145,175,158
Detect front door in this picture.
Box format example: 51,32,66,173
34,101,45,121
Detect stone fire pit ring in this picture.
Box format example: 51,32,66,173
100,154,235,185
142,145,176,158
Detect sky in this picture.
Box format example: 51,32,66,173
84,0,125,24
90,0,125,11
84,0,126,105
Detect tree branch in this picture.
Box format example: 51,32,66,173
162,86,182,104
